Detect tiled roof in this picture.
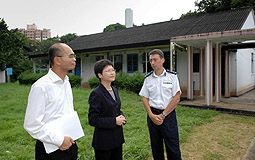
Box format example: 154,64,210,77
68,7,253,53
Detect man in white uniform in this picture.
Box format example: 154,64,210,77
24,43,78,160
139,49,182,160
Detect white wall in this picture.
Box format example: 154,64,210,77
193,73,200,90
242,10,255,29
177,51,187,88
80,48,175,82
81,53,106,82
80,49,145,82
177,50,200,91
234,9,255,93
0,70,6,83
236,49,255,93
229,52,237,93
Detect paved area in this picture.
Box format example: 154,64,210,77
179,89,255,116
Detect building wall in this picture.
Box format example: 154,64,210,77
235,49,255,95
232,9,255,95
177,49,201,94
242,10,255,29
177,51,187,92
230,52,237,95
81,53,106,82
0,70,6,83
79,47,171,82
19,24,51,41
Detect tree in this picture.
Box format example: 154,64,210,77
60,33,79,43
23,33,79,71
0,18,32,80
181,0,255,18
37,37,60,54
231,0,255,9
103,23,126,32
195,0,232,13
181,10,200,18
23,39,41,56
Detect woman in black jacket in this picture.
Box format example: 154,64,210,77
88,59,126,160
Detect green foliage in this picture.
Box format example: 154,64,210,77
88,71,144,94
22,33,79,74
113,71,144,94
68,74,82,88
35,37,60,55
23,39,41,56
112,70,130,89
88,76,100,88
17,71,82,87
23,33,78,57
181,10,200,18
103,23,126,32
60,33,79,43
17,71,46,85
0,83,222,160
181,0,255,18
231,0,255,8
195,0,232,13
0,18,32,80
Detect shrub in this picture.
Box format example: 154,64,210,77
113,70,130,89
88,77,100,88
17,71,46,85
68,74,82,88
88,71,145,94
126,71,144,94
18,71,82,88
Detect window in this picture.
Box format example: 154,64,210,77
252,53,254,73
141,53,152,73
110,55,123,72
95,55,104,62
127,54,138,72
193,53,199,72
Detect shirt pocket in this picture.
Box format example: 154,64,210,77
146,84,157,98
162,84,173,96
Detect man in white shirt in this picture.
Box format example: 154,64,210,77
139,49,182,160
24,43,78,160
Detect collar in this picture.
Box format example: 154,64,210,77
152,68,167,77
48,69,68,83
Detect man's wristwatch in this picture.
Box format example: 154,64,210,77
162,112,166,118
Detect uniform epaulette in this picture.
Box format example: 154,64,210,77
144,71,153,78
166,69,177,75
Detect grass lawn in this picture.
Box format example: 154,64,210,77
0,83,254,160
180,114,255,160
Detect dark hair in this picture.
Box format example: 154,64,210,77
48,43,64,66
94,59,113,80
149,49,164,58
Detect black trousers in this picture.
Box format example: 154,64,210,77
35,140,78,160
94,145,122,160
147,109,181,160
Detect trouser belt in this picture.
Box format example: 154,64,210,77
150,107,164,115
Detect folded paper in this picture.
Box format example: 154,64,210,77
43,111,84,153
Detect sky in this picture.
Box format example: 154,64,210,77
1,0,197,37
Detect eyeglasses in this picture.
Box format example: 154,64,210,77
57,55,76,59
104,69,116,73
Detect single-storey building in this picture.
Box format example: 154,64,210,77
30,7,255,106
66,7,255,106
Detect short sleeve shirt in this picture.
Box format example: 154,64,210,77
139,69,181,110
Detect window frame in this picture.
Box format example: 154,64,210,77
127,54,138,73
